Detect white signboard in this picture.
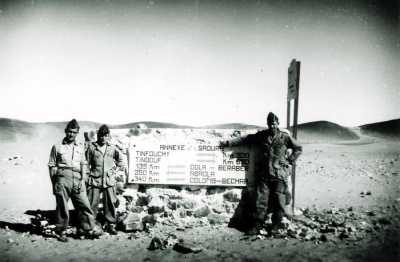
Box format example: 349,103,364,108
127,129,251,186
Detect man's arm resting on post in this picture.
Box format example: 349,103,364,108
287,136,302,164
219,134,252,149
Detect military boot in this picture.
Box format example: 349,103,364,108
55,229,69,242
245,222,263,236
106,223,118,235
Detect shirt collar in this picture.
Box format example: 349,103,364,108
93,141,111,148
62,138,78,145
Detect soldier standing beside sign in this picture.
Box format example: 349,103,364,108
221,112,302,235
86,124,125,235
48,119,102,242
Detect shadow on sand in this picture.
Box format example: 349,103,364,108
0,209,79,236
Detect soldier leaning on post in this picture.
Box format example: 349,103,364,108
86,124,125,235
48,119,102,242
220,112,302,235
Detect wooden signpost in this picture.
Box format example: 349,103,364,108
287,59,301,213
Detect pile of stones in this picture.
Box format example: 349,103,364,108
30,213,76,238
116,186,242,232
27,185,243,239
256,206,393,242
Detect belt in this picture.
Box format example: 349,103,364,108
57,166,81,172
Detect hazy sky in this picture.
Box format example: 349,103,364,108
0,0,399,127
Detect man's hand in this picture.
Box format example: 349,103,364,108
287,155,296,165
219,141,228,149
219,141,228,156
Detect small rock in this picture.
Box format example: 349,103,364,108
135,193,150,206
377,217,391,225
173,239,203,254
193,206,211,218
346,225,357,233
130,206,145,213
147,197,165,214
207,213,229,225
142,214,158,226
128,232,141,240
121,212,143,232
40,220,49,227
320,234,328,242
148,237,166,250
223,189,242,202
339,231,350,239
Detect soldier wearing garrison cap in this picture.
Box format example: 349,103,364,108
86,124,125,235
220,112,302,235
48,119,102,242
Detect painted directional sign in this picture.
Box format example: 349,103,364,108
288,59,300,100
127,129,253,187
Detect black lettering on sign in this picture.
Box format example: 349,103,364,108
231,152,249,158
190,170,215,177
149,170,159,176
190,164,207,170
148,177,160,183
133,176,147,182
218,165,245,172
135,169,147,175
136,163,147,169
190,177,217,184
136,157,161,163
159,145,185,150
136,151,169,157
222,178,247,185
197,145,221,151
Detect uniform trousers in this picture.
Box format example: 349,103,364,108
254,177,288,226
53,175,96,232
87,186,117,224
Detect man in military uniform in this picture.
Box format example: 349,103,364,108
86,124,125,235
48,119,102,242
221,112,302,235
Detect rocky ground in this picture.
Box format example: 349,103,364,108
0,132,399,262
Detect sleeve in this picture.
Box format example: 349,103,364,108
286,135,302,163
227,133,257,147
85,145,92,170
48,145,57,168
78,145,87,173
114,148,126,169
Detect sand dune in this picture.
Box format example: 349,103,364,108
360,119,400,140
296,120,359,143
1,118,398,144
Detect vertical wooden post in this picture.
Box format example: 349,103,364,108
287,100,291,135
287,59,301,214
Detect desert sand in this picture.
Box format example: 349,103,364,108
0,120,399,262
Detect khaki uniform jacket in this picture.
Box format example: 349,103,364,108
229,129,302,181
86,142,125,188
48,139,86,180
